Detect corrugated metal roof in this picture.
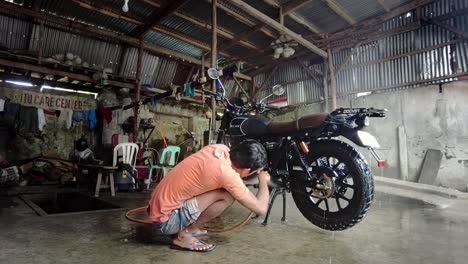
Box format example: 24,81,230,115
29,24,122,73
161,16,226,45
243,0,278,18
40,1,138,35
144,31,204,58
180,0,251,35
335,0,385,21
0,15,30,50
296,0,348,33
102,0,157,18
120,47,178,88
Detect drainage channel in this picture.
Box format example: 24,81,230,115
20,191,123,216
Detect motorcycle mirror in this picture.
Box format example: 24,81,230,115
207,68,221,80
272,84,285,96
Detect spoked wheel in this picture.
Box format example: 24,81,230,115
291,139,374,231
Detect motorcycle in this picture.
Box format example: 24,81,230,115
204,69,386,231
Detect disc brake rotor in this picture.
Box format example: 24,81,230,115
312,173,336,199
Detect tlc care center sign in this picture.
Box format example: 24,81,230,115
1,86,96,111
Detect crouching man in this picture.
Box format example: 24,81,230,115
148,140,270,252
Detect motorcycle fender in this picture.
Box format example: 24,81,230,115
342,130,380,149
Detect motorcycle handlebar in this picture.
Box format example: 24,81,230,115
264,104,280,110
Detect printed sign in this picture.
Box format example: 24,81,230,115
0,85,96,111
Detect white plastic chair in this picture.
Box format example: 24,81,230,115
113,143,139,168
95,143,139,197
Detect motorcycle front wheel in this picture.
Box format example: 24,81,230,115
290,139,374,231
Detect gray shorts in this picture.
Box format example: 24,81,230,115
152,197,201,235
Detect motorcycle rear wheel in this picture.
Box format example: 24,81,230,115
291,139,374,231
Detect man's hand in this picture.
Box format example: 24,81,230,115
258,171,270,185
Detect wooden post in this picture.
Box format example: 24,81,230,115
201,55,206,91
134,37,144,140
233,76,250,100
38,20,44,65
323,59,329,112
209,0,218,144
328,48,337,111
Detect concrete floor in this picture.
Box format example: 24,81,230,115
1,186,468,264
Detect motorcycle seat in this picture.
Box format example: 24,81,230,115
267,113,328,134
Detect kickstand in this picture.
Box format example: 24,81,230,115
262,188,287,225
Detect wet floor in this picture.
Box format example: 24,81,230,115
1,190,468,264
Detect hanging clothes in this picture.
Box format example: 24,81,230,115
0,99,5,112
5,101,20,117
72,111,85,122
88,109,96,129
17,106,39,135
37,109,46,132
63,109,73,129
43,109,55,116
99,107,112,124
183,82,195,97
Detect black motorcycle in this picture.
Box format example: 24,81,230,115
204,71,386,231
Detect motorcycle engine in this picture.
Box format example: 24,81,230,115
264,140,283,169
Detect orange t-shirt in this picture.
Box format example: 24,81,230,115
148,144,249,223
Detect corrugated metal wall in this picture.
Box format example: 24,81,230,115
29,24,123,73
333,0,468,96
254,0,468,106
254,62,324,105
0,14,182,89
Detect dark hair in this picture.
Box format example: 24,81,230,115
230,140,268,170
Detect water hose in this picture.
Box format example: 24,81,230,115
125,206,255,233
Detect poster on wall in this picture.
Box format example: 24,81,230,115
0,85,96,111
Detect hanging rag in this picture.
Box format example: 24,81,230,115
0,99,5,112
183,82,195,97
5,101,20,117
63,109,73,129
72,111,85,122
37,109,46,131
151,96,157,108
99,107,113,124
17,106,39,135
88,109,97,129
43,109,56,116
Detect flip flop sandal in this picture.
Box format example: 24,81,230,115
170,240,217,253
192,229,208,237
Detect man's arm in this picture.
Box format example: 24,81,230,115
235,171,270,216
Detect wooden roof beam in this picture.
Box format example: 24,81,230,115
263,0,322,34
229,0,327,58
283,0,310,15
130,0,189,37
323,0,356,25
208,0,278,39
135,0,260,50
